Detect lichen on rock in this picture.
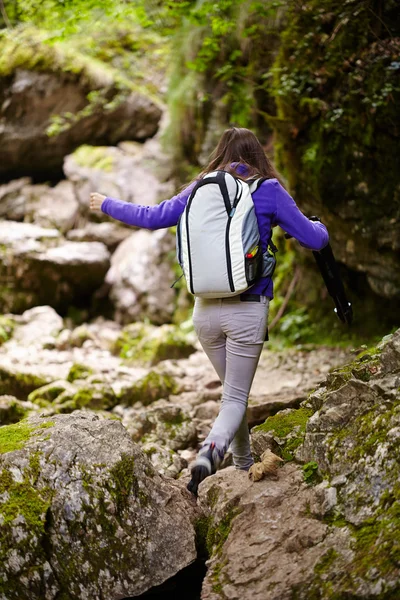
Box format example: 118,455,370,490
0,411,198,599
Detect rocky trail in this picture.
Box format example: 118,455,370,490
0,304,351,478
1,307,399,599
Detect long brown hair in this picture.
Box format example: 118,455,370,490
198,127,279,181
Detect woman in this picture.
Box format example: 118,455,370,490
90,127,329,496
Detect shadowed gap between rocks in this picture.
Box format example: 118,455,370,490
124,559,207,600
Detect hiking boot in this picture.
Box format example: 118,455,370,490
187,442,224,497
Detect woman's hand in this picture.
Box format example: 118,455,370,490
90,192,106,211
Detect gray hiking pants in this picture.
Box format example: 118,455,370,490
192,296,269,470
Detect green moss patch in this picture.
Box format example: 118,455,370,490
253,407,314,461
67,363,94,383
72,145,114,172
113,322,196,366
0,421,34,454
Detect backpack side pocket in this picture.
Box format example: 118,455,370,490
261,250,276,278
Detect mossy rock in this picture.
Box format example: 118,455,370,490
0,412,197,599
117,370,179,407
57,382,118,413
28,380,75,404
113,322,196,366
0,395,30,425
0,27,162,180
71,145,115,172
66,363,94,383
0,366,49,400
252,406,314,461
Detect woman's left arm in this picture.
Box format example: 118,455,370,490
91,182,196,230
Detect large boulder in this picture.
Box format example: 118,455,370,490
0,221,110,313
106,228,178,325
196,329,400,599
63,141,175,216
0,411,198,599
0,29,162,180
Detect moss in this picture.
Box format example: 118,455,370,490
314,548,339,575
66,363,94,383
0,421,33,454
253,407,313,439
107,453,148,511
253,407,314,461
28,381,70,403
0,449,52,586
72,145,114,172
206,504,242,557
114,322,196,366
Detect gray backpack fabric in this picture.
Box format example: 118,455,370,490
176,170,276,298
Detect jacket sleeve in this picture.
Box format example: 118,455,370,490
273,180,329,251
100,182,196,230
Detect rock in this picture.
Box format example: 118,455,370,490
21,180,79,233
247,347,350,427
198,331,400,598
250,407,314,461
113,321,197,365
106,228,178,325
142,442,188,479
0,29,162,180
0,395,35,425
11,306,64,347
198,465,353,600
66,221,132,252
115,369,179,406
121,399,197,451
0,308,149,403
63,142,174,217
0,411,198,599
0,177,32,220
0,222,110,313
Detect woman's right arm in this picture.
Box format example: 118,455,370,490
272,180,329,250
100,181,197,230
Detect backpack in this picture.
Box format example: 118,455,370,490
175,170,277,298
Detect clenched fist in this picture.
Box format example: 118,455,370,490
90,192,106,211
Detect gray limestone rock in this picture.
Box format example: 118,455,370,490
0,411,198,599
106,228,177,325
0,222,110,313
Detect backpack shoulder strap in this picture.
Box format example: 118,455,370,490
247,177,269,194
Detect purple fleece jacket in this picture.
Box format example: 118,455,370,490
101,170,329,299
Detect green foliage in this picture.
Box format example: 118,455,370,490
161,0,284,173
271,0,400,224
302,461,321,486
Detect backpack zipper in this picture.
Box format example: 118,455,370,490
185,192,196,295
225,181,242,293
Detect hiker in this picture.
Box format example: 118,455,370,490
90,127,329,496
